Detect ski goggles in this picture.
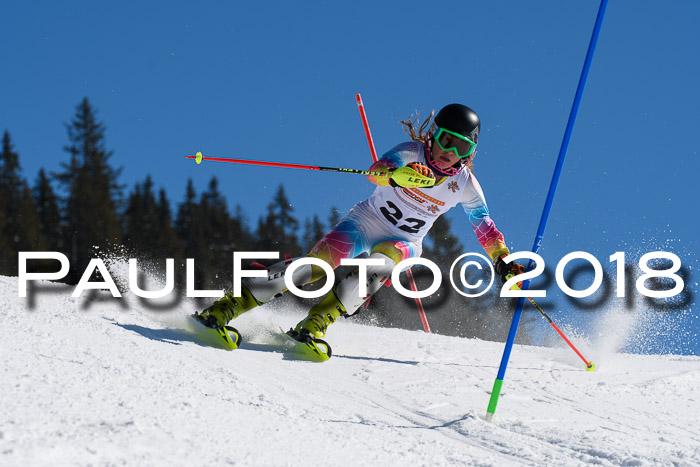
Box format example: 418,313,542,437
432,125,477,158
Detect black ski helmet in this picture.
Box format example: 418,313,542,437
433,103,480,143
425,103,480,177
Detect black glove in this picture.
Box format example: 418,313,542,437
494,254,526,285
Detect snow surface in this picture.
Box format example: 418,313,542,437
1,274,699,466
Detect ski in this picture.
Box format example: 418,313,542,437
187,314,331,361
189,312,242,350
281,328,332,362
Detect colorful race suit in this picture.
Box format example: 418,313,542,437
309,141,510,270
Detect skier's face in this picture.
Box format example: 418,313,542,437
431,143,462,168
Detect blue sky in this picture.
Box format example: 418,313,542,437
2,1,698,353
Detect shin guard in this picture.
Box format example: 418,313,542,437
335,252,396,316
244,257,314,303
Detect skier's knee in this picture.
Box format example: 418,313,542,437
370,240,414,266
334,250,397,315
306,252,332,282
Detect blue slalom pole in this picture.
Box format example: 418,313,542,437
486,0,609,421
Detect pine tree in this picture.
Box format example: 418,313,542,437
0,131,21,187
52,98,123,281
0,132,23,262
123,181,143,249
231,204,253,251
273,184,299,252
175,179,210,286
175,179,201,258
123,176,160,256
301,215,325,253
33,169,63,252
0,202,6,267
255,184,300,257
256,203,282,252
155,188,181,259
16,183,45,251
301,219,313,254
200,176,234,286
175,176,250,288
123,178,182,287
328,205,341,228
0,131,17,273
0,131,46,275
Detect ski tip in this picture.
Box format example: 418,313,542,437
282,328,332,361
190,313,241,350
312,338,332,360
195,151,203,164
224,325,243,349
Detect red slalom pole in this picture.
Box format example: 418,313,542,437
355,93,431,333
356,94,379,163
406,268,432,333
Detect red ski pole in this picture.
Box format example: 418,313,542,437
185,153,386,177
507,274,595,371
525,296,595,370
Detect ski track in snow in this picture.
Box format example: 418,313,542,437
1,275,699,466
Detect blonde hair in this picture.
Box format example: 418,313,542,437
399,110,435,143
398,110,475,171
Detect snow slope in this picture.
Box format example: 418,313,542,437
1,275,699,466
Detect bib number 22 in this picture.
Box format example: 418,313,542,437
380,201,426,234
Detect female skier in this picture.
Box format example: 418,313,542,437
195,103,525,349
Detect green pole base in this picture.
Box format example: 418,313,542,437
486,378,504,420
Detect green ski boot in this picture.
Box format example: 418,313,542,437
291,290,347,340
283,291,345,361
191,284,262,350
195,283,262,329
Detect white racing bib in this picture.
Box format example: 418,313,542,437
366,142,484,242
